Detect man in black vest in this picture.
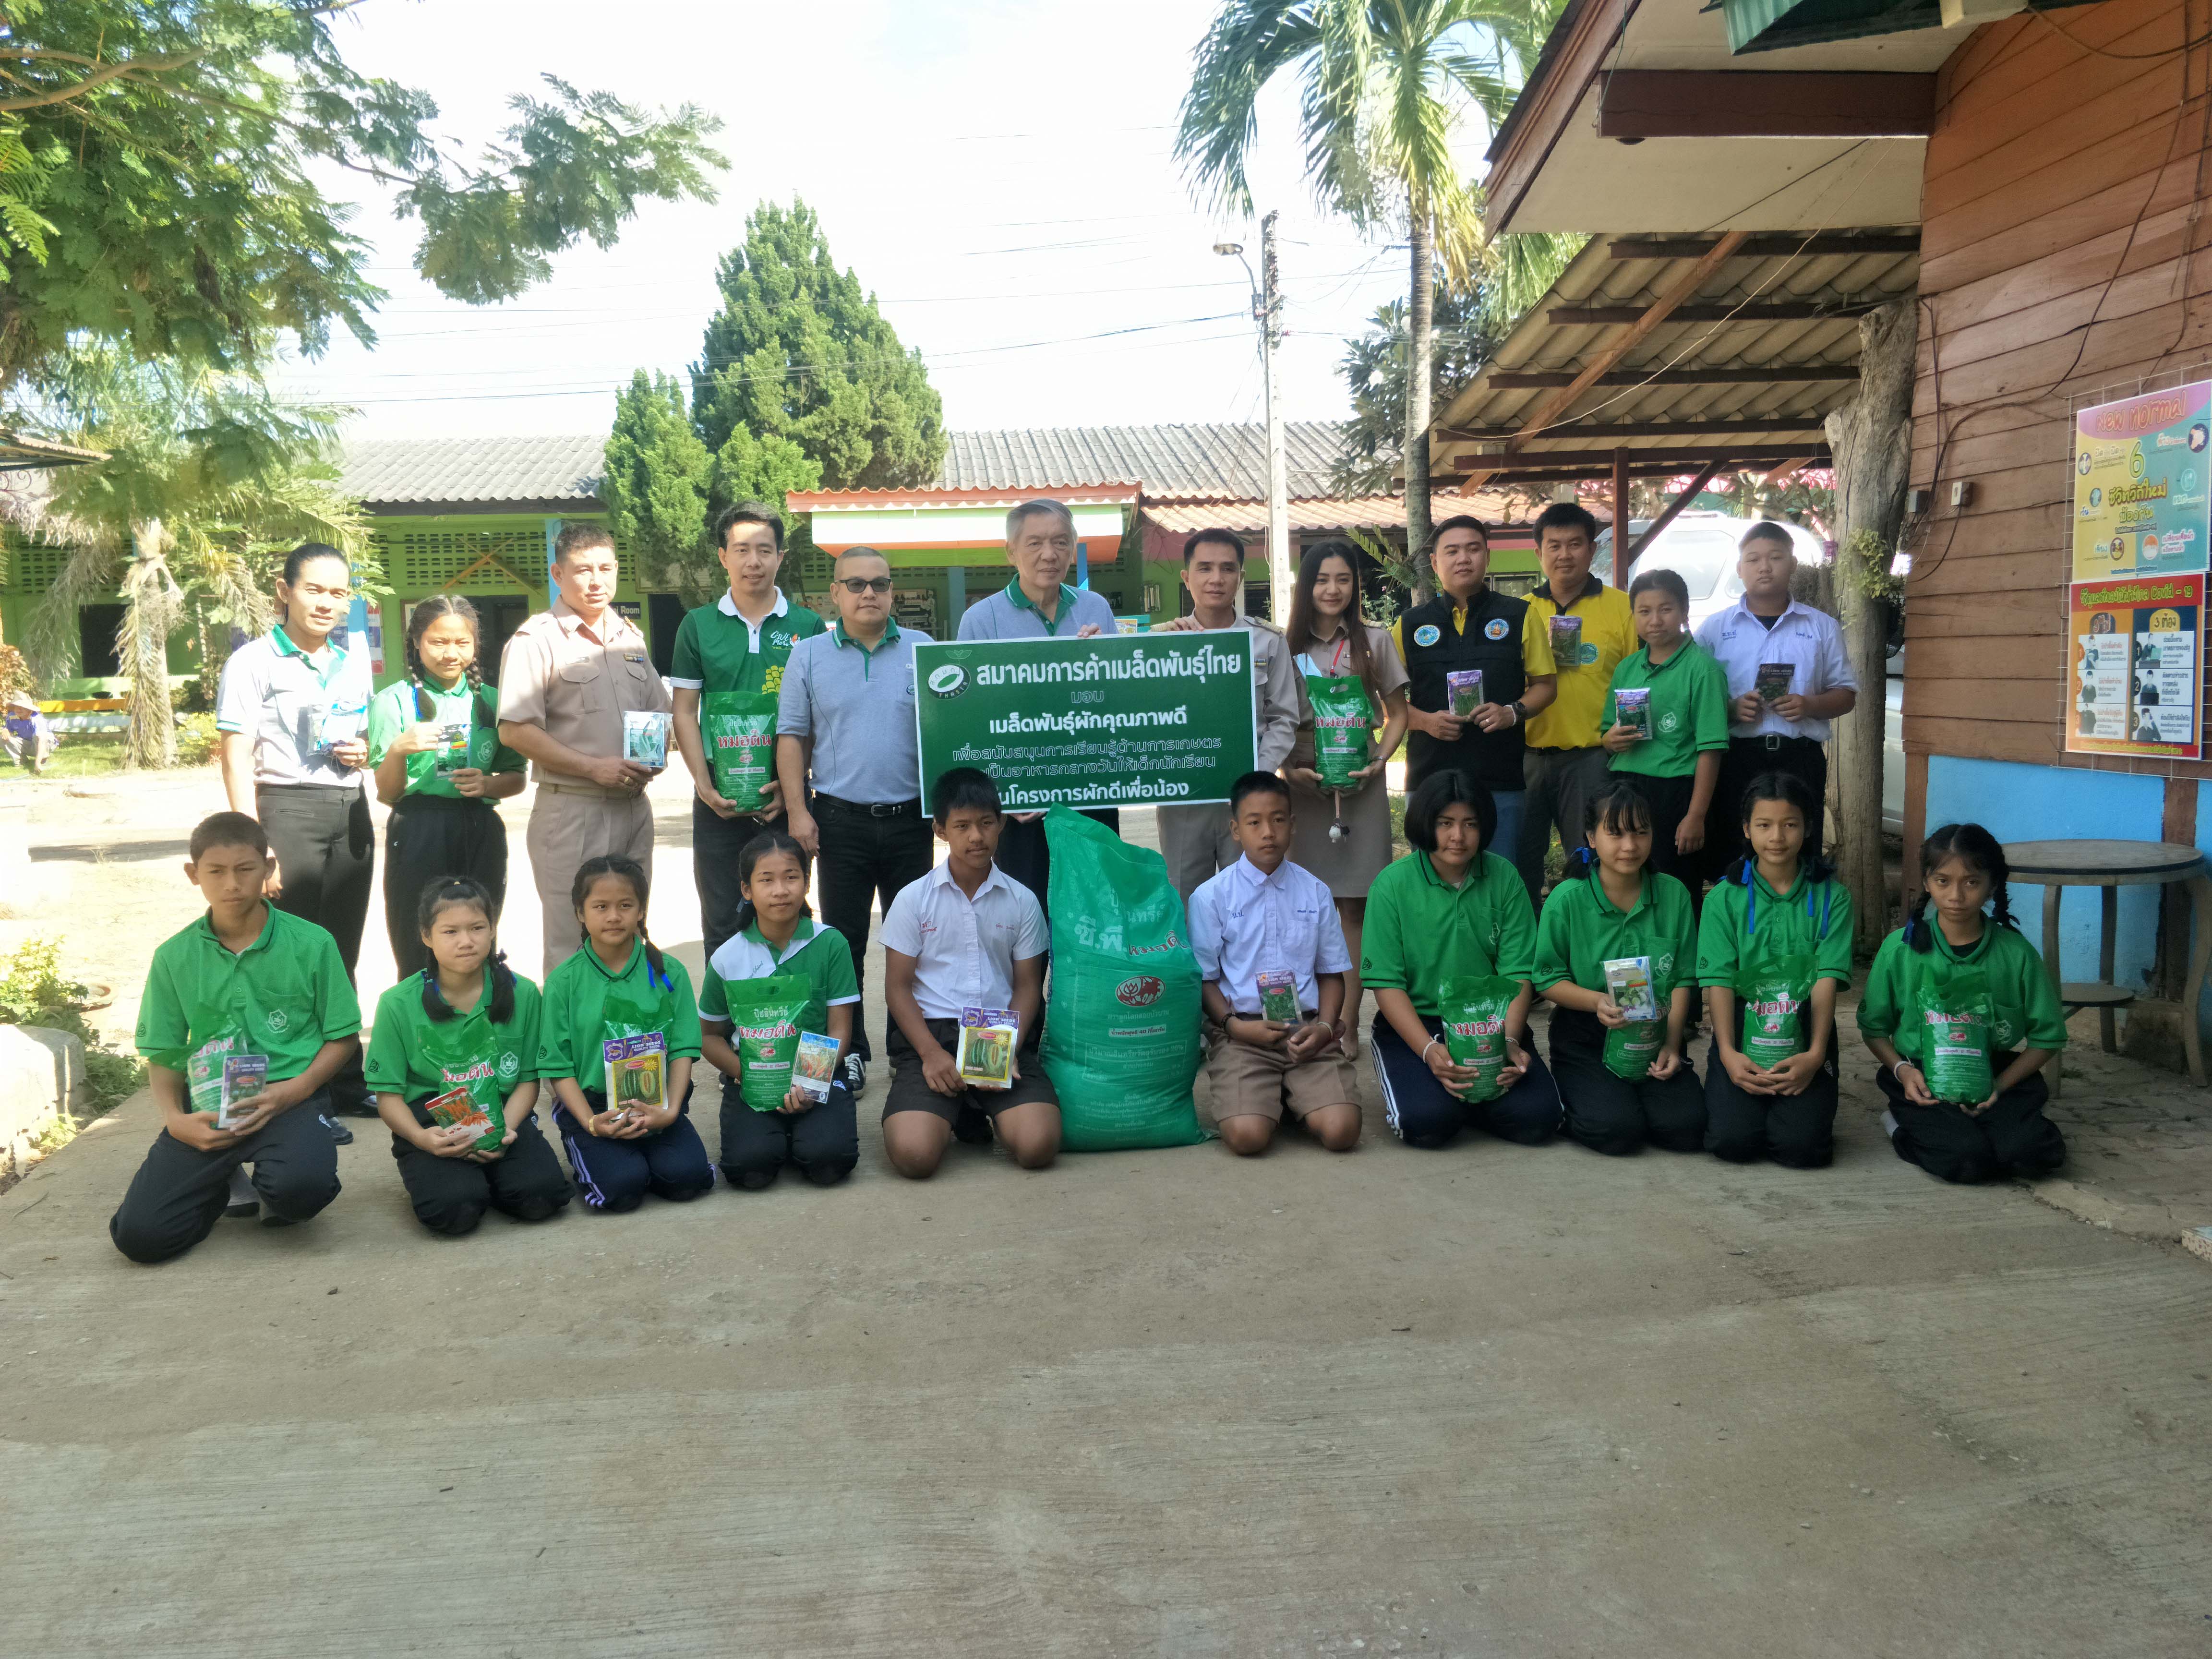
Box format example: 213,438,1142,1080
1389,516,1556,900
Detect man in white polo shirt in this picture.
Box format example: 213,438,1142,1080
1693,519,1859,872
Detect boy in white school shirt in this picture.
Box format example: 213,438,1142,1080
1187,772,1361,1156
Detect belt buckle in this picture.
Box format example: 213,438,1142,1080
869,800,902,818
1761,733,1783,752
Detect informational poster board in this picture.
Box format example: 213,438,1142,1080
2073,382,2212,582
2065,573,2202,759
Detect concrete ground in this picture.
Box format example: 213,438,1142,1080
2,770,2210,1656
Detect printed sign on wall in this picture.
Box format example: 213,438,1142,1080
2073,382,2212,582
2066,573,2202,759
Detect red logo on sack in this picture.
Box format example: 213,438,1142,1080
1115,975,1163,1007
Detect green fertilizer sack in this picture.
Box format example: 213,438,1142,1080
1437,974,1517,1104
725,975,810,1111
1921,966,1995,1104
701,690,779,809
1041,807,1206,1151
1305,673,1371,791
1601,955,1664,1079
1735,950,1815,1070
419,1013,511,1151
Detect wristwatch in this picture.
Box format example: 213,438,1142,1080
1507,700,1527,725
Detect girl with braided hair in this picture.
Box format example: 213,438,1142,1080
365,595,528,980
1859,822,2068,1184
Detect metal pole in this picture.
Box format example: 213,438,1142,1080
1261,211,1292,625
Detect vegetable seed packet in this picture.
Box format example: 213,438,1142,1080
1549,613,1582,663
216,1054,268,1131
602,1032,667,1110
432,718,473,773
1614,685,1653,740
1603,956,1659,1023
622,709,671,769
955,1007,1020,1089
425,1083,496,1145
792,1032,839,1103
1755,662,1795,702
1257,970,1300,1024
1447,669,1484,718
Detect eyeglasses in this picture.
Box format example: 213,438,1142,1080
837,577,894,594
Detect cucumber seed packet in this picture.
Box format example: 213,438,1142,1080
1755,662,1795,702
1549,613,1583,664
1614,686,1653,741
1447,669,1485,718
1437,974,1516,1103
602,1032,668,1111
792,1032,839,1103
622,709,671,769
956,1007,1020,1089
1257,970,1299,1025
1921,967,1996,1104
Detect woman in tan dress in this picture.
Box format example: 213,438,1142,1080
1284,539,1410,1054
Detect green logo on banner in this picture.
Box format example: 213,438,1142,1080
927,664,967,696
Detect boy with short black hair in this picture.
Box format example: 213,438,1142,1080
878,768,1059,1179
110,812,362,1263
1188,772,1360,1155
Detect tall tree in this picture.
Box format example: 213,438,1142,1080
1334,277,1493,497
0,1,726,390
1178,0,1563,557
690,200,946,490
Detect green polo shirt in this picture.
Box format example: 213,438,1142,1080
539,942,703,1094
135,905,362,1081
1602,639,1730,780
668,589,825,697
1360,849,1537,1018
364,678,525,801
1858,922,2068,1065
1696,865,1855,989
364,971,544,1104
698,917,861,1043
1533,870,1697,1000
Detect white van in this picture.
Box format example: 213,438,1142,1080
1592,513,1829,636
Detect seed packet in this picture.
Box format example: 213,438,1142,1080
432,718,473,774
216,1054,267,1131
1447,669,1484,718
1549,613,1582,664
425,1083,500,1150
1755,662,1795,702
1735,950,1815,1070
956,1006,1020,1089
187,1033,255,1121
791,1032,839,1104
1601,955,1664,1080
1305,673,1371,790
1921,967,1995,1104
726,976,809,1111
1613,686,1653,741
700,690,779,806
1437,974,1516,1103
1603,957,1659,1022
602,1031,667,1111
622,709,671,769
1257,969,1299,1025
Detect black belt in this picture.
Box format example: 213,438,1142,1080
1732,733,1822,752
816,792,921,818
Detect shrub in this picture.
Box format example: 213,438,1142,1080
175,711,221,767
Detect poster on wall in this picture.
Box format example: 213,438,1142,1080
2065,573,2202,759
2072,382,2212,582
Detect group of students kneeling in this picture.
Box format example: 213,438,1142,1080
107,758,2065,1265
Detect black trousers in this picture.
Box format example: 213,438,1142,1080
1370,1014,1563,1148
1548,1006,1706,1156
815,796,934,1061
258,785,374,1111
389,1100,570,1236
109,1089,341,1264
1876,1058,2065,1185
384,794,508,983
996,808,1119,921
718,1075,860,1188
1707,734,1827,880
693,796,792,964
1702,1036,1838,1167
552,1084,715,1212
1611,768,1703,897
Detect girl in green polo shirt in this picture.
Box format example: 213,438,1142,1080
1599,567,1729,894
541,856,714,1212
366,596,527,982
1535,781,1705,1156
698,831,862,1192
1860,823,2067,1184
1697,771,1854,1168
365,877,571,1236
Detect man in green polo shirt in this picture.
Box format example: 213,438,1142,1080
111,812,361,1263
670,501,828,958
1599,566,1731,890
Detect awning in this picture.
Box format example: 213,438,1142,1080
1141,490,1535,539
788,484,1137,561
1723,0,2095,54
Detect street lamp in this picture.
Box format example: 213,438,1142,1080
1218,216,1290,625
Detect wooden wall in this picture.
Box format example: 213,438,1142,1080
1906,0,2212,780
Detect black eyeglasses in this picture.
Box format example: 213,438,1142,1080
837,577,894,594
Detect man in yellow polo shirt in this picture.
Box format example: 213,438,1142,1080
1520,502,1637,877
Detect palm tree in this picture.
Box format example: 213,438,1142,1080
1177,0,1566,558
11,350,366,769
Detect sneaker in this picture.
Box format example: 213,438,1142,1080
223,1167,258,1220
841,1052,867,1099
952,1104,994,1146
321,1113,354,1146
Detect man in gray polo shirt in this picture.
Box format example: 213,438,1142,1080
779,547,934,1097
955,497,1119,913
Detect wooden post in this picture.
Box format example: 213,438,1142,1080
1610,448,1630,582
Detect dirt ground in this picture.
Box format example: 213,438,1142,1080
1,770,2209,1656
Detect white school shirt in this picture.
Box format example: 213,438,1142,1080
1187,855,1352,1016
1694,597,1859,742
878,861,1049,1021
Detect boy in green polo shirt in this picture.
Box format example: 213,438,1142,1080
1600,567,1730,892
110,813,361,1263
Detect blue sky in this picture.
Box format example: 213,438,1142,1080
271,0,1492,440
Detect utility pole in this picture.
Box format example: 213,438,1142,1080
1259,212,1291,625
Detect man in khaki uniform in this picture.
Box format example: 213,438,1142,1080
497,523,671,975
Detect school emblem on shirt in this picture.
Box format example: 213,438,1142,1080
497,1050,521,1081
1578,643,1599,665
264,1008,290,1033
1484,618,1510,641
1414,624,1442,647
1660,711,1682,733
1993,1016,2018,1046
1656,952,1676,982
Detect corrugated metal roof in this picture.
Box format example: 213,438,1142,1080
342,435,609,506
1142,489,1535,536
943,423,1346,499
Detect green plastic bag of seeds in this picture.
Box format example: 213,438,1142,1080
418,1014,511,1151
1921,966,1995,1104
701,690,779,809
1041,808,1206,1151
1735,950,1815,1071
1437,974,1517,1103
1304,673,1371,791
1603,1018,1665,1080
725,975,810,1111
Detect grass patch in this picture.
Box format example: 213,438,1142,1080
3,937,145,1154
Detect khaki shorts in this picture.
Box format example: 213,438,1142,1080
884,1017,1059,1124
1204,1030,1359,1124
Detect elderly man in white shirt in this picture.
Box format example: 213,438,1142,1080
1692,520,1859,874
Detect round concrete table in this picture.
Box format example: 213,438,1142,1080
2002,839,2212,1095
